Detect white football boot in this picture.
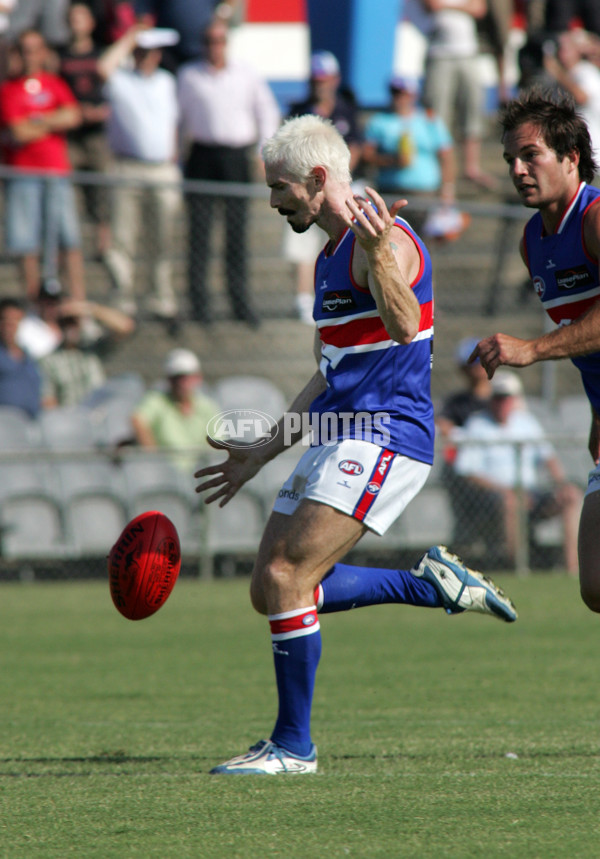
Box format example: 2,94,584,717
413,545,518,622
210,740,317,775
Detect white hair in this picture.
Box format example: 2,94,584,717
262,114,352,184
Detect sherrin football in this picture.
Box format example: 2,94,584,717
108,511,181,621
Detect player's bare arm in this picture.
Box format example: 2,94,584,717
195,369,327,507
345,187,421,344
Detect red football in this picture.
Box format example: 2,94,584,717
108,511,181,621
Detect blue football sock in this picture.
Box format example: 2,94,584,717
316,561,442,613
269,606,321,758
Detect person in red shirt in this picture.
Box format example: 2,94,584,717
0,28,86,299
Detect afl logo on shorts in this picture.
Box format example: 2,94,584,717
338,459,364,476
367,482,381,494
533,275,545,299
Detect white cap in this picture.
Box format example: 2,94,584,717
310,51,340,78
136,28,180,50
491,370,523,397
164,348,201,377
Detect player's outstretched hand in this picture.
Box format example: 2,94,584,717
470,333,537,378
345,186,408,251
194,435,265,507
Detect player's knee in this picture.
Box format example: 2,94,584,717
249,558,296,615
249,572,268,615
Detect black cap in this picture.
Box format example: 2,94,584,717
38,277,63,301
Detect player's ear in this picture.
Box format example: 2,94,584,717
311,166,326,189
567,148,580,173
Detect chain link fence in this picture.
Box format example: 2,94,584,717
0,167,589,581
0,433,589,582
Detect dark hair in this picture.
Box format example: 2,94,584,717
499,87,598,183
0,297,24,316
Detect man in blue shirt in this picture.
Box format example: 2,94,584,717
0,298,41,419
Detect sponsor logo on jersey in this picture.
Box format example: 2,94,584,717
533,275,545,299
278,488,300,501
321,290,356,313
338,459,364,475
555,265,595,291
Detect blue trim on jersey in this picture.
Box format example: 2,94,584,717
523,182,600,412
310,216,435,464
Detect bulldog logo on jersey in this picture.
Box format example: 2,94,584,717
533,275,545,299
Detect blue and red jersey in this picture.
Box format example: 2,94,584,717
310,216,435,465
523,182,600,410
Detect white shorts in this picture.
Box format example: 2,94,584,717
271,439,431,535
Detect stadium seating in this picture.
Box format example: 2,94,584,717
64,491,129,556
0,405,42,448
0,492,71,559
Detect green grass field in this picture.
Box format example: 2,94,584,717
2,572,600,858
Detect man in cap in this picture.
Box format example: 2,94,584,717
18,276,135,361
177,18,281,325
453,369,581,572
437,336,493,439
98,24,182,323
131,348,219,471
363,74,458,235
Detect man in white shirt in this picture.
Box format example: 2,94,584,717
453,370,582,573
177,18,280,326
422,0,496,189
543,30,600,165
99,25,182,323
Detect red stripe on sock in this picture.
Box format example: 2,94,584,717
270,609,318,636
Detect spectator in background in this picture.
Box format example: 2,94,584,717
476,0,513,107
17,275,68,359
6,0,70,51
60,3,112,259
133,0,240,71
422,0,497,190
284,50,364,325
542,30,600,167
544,0,600,39
18,276,135,361
131,348,219,471
0,1,17,81
362,74,458,235
79,1,137,47
436,336,492,440
99,24,181,323
38,294,135,408
0,297,41,419
177,18,281,326
453,370,582,574
0,28,86,300
436,335,493,546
